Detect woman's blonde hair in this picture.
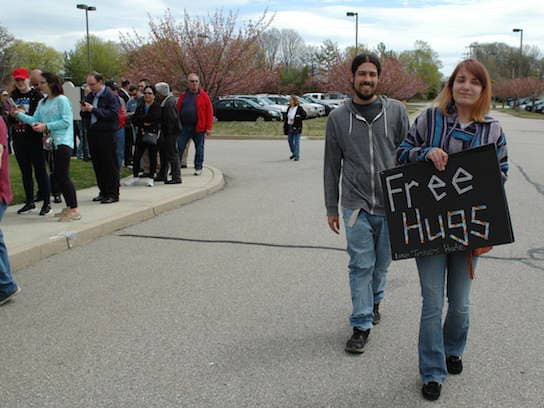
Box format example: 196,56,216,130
290,95,299,106
435,59,492,122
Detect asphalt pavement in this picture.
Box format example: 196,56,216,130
1,111,543,407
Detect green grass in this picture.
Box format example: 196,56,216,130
8,156,131,205
211,102,425,140
495,108,544,120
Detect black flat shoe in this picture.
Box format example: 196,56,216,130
53,195,62,204
446,355,463,374
165,179,182,184
92,195,103,202
100,197,119,204
422,382,441,401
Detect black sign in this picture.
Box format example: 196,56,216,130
381,144,514,260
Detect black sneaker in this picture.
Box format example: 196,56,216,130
422,382,441,401
373,303,381,325
39,204,52,216
53,195,62,204
17,203,36,214
446,355,463,375
345,328,370,354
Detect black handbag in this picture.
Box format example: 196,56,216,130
142,131,159,145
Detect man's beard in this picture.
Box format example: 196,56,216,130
352,81,375,101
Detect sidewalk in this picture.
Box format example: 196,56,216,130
3,165,224,272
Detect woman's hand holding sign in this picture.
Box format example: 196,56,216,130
427,147,448,171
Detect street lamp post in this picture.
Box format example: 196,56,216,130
512,28,523,77
77,4,96,73
346,12,359,54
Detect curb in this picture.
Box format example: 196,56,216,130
9,165,225,272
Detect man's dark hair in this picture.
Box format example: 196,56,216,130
121,80,130,87
351,53,381,76
143,85,156,95
41,72,64,96
105,80,118,91
139,78,150,85
128,85,138,92
88,72,104,82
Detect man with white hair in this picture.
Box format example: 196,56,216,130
155,82,182,184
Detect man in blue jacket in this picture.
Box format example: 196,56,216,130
81,72,120,204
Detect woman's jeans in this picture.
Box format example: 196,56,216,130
0,202,17,295
115,128,125,171
342,208,391,331
287,127,300,159
416,252,476,384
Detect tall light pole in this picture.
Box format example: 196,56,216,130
77,4,96,73
346,12,358,54
512,28,523,77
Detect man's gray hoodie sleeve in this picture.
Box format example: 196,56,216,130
324,114,342,216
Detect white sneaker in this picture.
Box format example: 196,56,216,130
194,170,202,176
123,177,137,186
146,178,154,187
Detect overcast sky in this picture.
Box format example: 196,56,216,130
2,0,543,76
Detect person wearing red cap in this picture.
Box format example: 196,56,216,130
8,67,52,215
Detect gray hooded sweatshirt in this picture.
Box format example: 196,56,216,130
324,96,409,217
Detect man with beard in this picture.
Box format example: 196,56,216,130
323,53,409,354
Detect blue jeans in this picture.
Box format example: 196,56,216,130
177,126,205,170
416,252,475,384
342,208,391,330
287,127,300,159
0,202,17,296
76,120,90,160
115,128,125,170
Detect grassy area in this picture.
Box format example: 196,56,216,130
8,156,131,205
495,108,544,120
212,102,425,139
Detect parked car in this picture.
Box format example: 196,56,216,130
233,95,286,119
213,97,282,121
524,99,544,112
302,95,339,115
297,96,326,117
303,92,347,107
259,94,321,118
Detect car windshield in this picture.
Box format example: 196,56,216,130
236,98,260,109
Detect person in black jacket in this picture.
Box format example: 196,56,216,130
81,72,120,204
131,85,161,187
283,95,306,161
8,67,52,215
155,82,182,184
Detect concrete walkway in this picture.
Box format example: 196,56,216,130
3,165,224,271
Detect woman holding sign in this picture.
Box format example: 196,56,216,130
396,59,508,401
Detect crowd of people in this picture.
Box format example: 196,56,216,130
0,69,215,210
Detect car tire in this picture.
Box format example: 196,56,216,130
256,116,265,122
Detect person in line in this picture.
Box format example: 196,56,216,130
8,67,51,215
0,115,20,306
396,59,508,401
131,85,161,186
283,95,306,161
105,81,126,172
124,84,139,167
155,82,182,184
81,72,120,204
324,53,409,354
176,73,213,176
16,72,80,222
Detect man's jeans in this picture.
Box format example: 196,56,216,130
0,202,17,295
416,252,475,384
342,208,391,330
177,126,205,171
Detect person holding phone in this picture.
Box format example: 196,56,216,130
16,72,80,222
